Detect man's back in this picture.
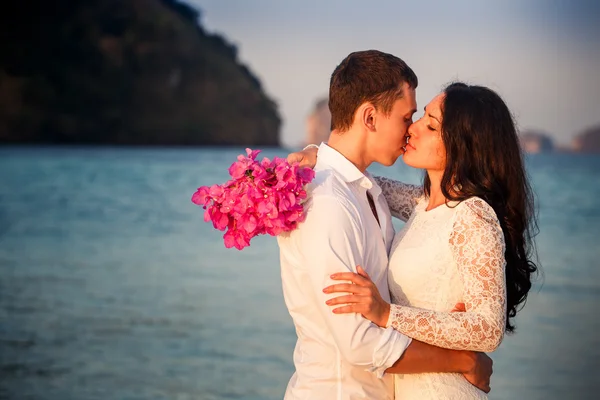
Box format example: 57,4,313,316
277,144,409,400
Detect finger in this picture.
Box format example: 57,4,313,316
286,153,303,163
331,304,368,315
329,272,371,286
325,294,366,306
356,265,370,279
323,283,371,295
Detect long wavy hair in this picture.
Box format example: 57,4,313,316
423,82,540,332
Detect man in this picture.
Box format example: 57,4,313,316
277,50,492,399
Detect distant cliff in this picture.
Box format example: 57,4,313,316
572,125,600,153
0,0,280,146
305,97,331,146
519,130,554,153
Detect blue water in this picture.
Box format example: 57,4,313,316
0,147,598,400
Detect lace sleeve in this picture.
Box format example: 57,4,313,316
373,176,423,222
387,198,507,352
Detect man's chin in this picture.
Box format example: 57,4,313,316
380,157,400,167
389,152,405,166
375,151,403,167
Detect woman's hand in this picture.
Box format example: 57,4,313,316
323,265,391,327
287,146,318,169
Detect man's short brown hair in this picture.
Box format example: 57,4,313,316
329,50,418,132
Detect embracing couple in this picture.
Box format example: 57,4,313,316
277,50,539,399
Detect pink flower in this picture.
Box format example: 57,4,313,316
257,199,279,218
260,157,273,169
277,191,296,212
191,186,210,206
232,193,251,215
250,163,268,181
246,148,262,160
298,167,315,183
228,159,251,180
208,207,230,231
192,148,315,250
224,228,251,250
208,184,225,201
239,214,258,234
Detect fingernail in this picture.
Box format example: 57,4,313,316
330,274,337,278
323,288,330,293
325,300,331,305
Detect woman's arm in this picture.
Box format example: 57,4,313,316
324,198,507,352
288,146,423,222
386,198,507,352
373,176,423,222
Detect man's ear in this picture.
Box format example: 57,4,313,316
358,103,376,132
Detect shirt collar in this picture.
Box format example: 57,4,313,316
315,143,376,191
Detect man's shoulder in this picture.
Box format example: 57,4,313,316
308,168,355,203
280,169,361,234
278,169,363,244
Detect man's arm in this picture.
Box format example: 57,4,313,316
293,193,493,392
292,193,411,376
387,340,493,393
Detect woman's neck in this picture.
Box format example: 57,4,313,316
426,170,447,211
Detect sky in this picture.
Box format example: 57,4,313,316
186,0,600,147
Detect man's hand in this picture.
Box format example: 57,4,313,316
452,302,492,393
462,351,493,393
287,146,318,168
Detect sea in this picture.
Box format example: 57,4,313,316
0,146,598,400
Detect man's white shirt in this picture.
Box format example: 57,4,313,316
277,144,412,400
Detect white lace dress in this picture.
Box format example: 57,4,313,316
375,177,507,400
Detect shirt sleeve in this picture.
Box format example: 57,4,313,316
295,193,412,377
373,176,423,222
385,198,507,352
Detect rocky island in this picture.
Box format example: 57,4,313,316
572,125,600,153
0,0,280,146
305,97,330,146
519,131,555,153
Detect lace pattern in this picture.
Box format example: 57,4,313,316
387,197,507,352
374,176,423,222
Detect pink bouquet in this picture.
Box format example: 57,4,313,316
192,148,316,250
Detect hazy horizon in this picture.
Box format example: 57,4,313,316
186,0,600,147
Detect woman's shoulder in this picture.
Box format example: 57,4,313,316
455,196,500,226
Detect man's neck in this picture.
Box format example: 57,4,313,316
327,130,371,173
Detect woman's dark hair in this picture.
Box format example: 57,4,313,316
424,82,539,333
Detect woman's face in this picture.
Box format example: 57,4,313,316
403,92,446,172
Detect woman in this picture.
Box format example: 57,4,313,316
293,82,539,399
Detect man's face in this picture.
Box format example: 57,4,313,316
370,83,417,166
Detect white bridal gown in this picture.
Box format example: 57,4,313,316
375,177,507,400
